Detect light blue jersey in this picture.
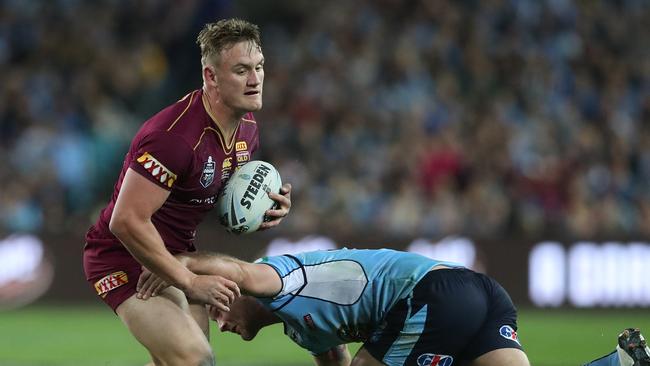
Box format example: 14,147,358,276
582,351,621,366
255,248,460,355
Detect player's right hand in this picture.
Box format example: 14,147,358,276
185,274,241,311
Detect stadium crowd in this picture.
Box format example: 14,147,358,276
0,0,648,239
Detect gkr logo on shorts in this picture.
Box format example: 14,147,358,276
94,271,128,298
417,353,453,366
499,325,521,345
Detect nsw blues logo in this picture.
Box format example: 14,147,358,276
417,354,453,366
499,325,521,345
200,156,215,188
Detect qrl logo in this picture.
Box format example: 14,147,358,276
499,325,521,345
417,354,453,366
200,156,215,188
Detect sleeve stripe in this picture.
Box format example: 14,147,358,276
166,91,195,131
193,129,207,150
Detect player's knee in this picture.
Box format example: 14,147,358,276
192,351,214,366
179,344,214,366
197,352,215,366
156,340,214,366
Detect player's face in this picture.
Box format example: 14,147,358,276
213,41,264,113
213,296,265,341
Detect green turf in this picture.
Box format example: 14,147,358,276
0,305,647,365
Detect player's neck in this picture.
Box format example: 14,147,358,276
255,304,282,328
202,89,242,142
210,104,240,140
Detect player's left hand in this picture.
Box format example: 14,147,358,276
260,183,292,230
136,267,170,300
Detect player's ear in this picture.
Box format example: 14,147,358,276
203,65,218,85
208,304,222,321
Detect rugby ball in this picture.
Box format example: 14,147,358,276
217,160,282,234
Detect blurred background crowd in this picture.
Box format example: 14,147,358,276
0,0,648,239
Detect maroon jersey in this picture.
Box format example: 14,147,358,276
84,89,259,284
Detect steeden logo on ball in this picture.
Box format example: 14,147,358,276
217,160,282,234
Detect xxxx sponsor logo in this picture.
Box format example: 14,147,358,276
136,152,177,188
94,271,128,298
235,141,248,151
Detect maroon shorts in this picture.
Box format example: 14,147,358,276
83,241,144,312
83,237,195,312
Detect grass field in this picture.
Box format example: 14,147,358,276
0,305,648,366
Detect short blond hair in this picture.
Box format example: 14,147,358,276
197,18,261,67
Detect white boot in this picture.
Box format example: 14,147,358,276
618,328,650,366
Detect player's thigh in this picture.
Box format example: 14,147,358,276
457,272,525,364
351,347,386,366
117,286,212,363
468,348,530,366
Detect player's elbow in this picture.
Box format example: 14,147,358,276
109,212,136,239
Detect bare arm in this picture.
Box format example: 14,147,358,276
313,345,351,366
110,168,191,287
110,168,238,308
180,252,281,297
137,250,281,299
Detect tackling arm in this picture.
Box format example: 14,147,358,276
179,252,282,297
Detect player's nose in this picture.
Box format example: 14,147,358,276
247,70,261,86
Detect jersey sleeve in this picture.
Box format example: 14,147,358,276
130,131,194,190
254,255,297,276
254,255,300,300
